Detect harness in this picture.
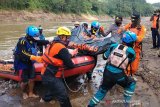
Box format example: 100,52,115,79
41,42,63,75
107,44,129,70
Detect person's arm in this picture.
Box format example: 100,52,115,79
103,44,117,60
127,47,136,62
58,48,74,68
136,26,146,42
118,23,131,34
36,40,49,46
150,15,154,21
18,40,32,60
104,25,113,36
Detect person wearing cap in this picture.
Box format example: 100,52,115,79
37,25,49,54
102,15,123,43
71,21,80,33
38,25,45,40
83,22,89,30
150,11,160,49
118,12,146,75
74,21,80,28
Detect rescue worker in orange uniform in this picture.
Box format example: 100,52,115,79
30,27,78,107
118,13,146,75
150,11,160,49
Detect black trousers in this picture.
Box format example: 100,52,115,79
101,69,136,91
151,28,160,48
42,74,72,107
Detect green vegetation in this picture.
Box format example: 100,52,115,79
152,3,160,10
0,0,155,16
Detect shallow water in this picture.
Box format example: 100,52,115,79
0,21,110,107
1,18,157,107
0,21,113,60
0,21,75,60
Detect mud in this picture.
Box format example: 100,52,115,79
0,17,160,107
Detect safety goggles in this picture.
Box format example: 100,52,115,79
91,26,99,31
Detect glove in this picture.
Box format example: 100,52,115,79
99,26,104,32
69,49,78,57
30,55,42,63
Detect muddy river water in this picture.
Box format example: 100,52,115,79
0,19,159,107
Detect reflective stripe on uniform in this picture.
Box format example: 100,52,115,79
103,53,107,59
124,92,132,97
125,90,134,94
91,99,98,104
93,96,100,103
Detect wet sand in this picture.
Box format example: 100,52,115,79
0,17,160,107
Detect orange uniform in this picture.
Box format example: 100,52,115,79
151,16,159,29
122,23,146,74
31,42,74,77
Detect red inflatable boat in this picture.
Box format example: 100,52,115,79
0,55,96,81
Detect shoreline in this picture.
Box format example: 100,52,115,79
0,10,111,23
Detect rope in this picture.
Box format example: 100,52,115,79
62,70,87,93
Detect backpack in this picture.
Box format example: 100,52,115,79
107,44,129,69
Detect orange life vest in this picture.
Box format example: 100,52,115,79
123,23,146,75
41,42,64,75
125,23,146,53
152,16,158,29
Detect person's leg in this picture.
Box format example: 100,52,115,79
48,77,72,107
127,52,140,75
152,29,157,48
20,82,28,99
118,76,136,103
28,67,38,98
156,30,160,48
20,69,29,99
88,69,115,107
41,76,54,102
86,70,93,82
28,80,38,97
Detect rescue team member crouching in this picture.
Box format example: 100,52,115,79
88,31,137,107
14,26,42,99
118,13,146,75
30,26,78,107
85,21,104,40
85,21,104,81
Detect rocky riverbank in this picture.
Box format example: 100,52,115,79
0,10,111,23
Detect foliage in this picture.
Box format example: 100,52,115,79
152,3,160,10
0,0,155,16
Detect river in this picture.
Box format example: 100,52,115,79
0,21,111,107
0,18,159,107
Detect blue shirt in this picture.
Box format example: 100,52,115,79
103,43,136,73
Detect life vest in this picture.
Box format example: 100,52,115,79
127,23,143,53
14,37,38,56
41,42,63,75
13,37,38,71
152,16,158,29
107,44,129,70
